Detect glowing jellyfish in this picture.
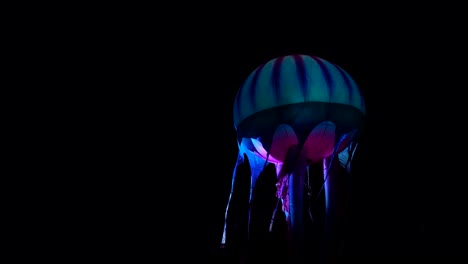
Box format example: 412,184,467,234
221,54,366,260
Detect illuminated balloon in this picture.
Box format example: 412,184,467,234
221,54,366,261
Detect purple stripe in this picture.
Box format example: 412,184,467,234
271,57,284,105
335,66,354,104
312,56,333,99
293,55,308,100
249,64,266,114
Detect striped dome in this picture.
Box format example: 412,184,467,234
233,54,366,128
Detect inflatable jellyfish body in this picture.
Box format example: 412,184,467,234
221,54,366,260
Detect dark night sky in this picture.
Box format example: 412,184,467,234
74,8,467,262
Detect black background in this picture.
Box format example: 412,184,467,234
55,6,467,262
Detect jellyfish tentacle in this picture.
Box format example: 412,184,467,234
286,146,307,259
220,151,246,247
322,153,349,257
319,130,359,256
266,124,298,231
244,149,265,239
269,163,284,232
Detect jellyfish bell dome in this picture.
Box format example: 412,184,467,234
233,54,366,164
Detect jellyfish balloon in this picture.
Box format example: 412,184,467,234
221,54,366,261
